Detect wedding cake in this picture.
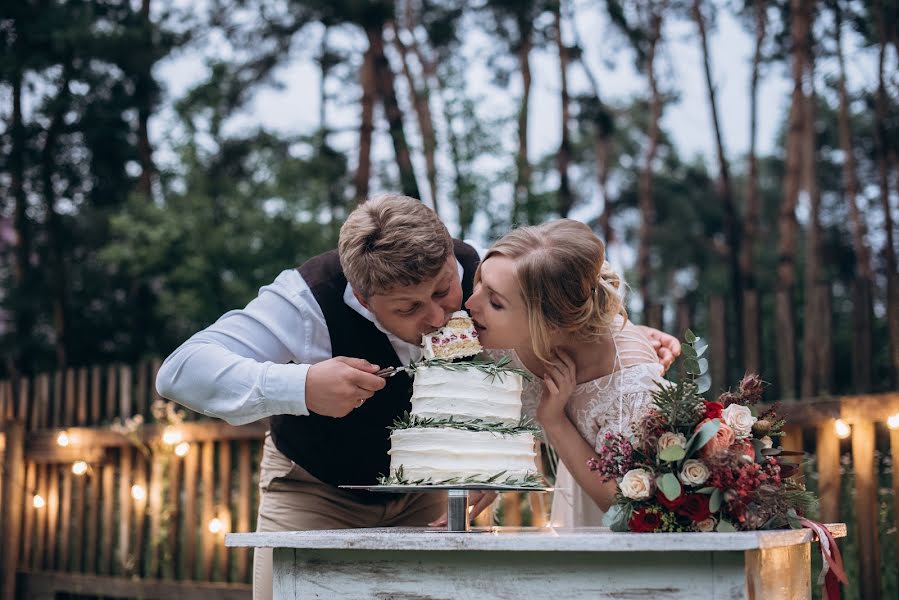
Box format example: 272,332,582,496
385,311,539,485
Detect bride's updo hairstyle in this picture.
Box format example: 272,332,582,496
482,219,627,364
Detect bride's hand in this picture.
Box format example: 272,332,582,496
536,349,576,427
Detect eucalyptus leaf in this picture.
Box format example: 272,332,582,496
695,486,717,494
658,472,682,501
684,418,721,457
694,340,708,357
716,520,737,533
602,504,630,532
696,373,712,394
685,358,701,375
659,445,686,462
685,329,697,343
697,357,709,375
682,344,697,358
709,488,722,513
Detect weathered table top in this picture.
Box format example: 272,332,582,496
226,523,846,552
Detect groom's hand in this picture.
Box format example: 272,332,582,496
428,491,497,527
638,326,682,374
305,357,386,417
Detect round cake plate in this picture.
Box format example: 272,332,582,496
340,484,553,533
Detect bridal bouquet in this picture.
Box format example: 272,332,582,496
593,330,816,534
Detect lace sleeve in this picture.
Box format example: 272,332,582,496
592,388,656,452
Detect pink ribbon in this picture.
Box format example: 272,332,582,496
798,518,848,600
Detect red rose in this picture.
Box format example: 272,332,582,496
677,494,712,522
655,489,684,511
628,507,662,532
703,401,724,419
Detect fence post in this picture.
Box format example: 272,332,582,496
851,419,880,600
1,422,26,599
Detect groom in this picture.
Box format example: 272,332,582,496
156,194,680,600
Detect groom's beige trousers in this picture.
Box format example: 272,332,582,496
252,434,446,600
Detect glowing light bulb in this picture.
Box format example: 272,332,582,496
33,495,46,509
834,419,851,439
57,432,70,447
887,413,899,430
131,484,146,501
208,518,224,534
72,461,88,475
174,442,190,457
162,427,182,445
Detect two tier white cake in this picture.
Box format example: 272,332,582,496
386,311,539,485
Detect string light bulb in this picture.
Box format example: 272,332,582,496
162,427,182,446
834,419,851,440
208,518,224,534
887,413,899,430
33,495,45,509
131,484,146,501
174,442,190,457
72,461,88,476
56,431,70,447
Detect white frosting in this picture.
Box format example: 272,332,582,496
410,366,524,425
388,428,536,482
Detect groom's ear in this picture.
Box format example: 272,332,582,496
353,289,371,309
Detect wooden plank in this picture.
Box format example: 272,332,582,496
201,440,216,580
135,361,148,419
21,462,37,568
100,464,115,576
45,465,59,569
147,454,164,578
0,381,7,427
33,465,47,570
166,452,183,580
220,440,233,581
37,374,50,429
90,366,101,426
29,376,44,431
52,371,63,428
76,367,88,426
891,427,899,588
70,464,86,572
815,421,841,523
183,439,200,580
236,441,252,582
58,468,72,570
133,451,148,577
117,447,132,575
851,419,880,600
17,377,29,423
0,422,25,599
501,492,521,527
150,358,163,404
17,570,251,600
105,365,117,422
85,462,100,574
64,369,75,426
119,365,133,420
528,492,546,527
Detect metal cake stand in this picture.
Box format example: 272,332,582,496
341,484,552,533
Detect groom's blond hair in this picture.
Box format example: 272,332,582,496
339,194,454,298
481,219,627,364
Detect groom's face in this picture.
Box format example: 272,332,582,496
359,255,463,345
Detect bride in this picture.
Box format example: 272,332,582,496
465,219,673,526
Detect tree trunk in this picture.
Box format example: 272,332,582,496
392,24,439,216
775,0,809,400
366,24,420,200
741,0,766,376
873,0,899,382
638,6,664,318
514,17,533,225
354,43,376,205
135,0,156,199
693,0,742,370
554,2,574,218
835,2,873,391
800,80,821,399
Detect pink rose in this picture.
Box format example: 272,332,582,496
696,418,736,458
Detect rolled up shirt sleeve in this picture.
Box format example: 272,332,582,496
155,269,332,425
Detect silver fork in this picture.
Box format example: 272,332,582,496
375,366,411,378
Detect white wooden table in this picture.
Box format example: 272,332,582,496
226,524,846,599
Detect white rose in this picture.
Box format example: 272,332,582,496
679,459,710,485
658,432,687,452
619,468,655,500
722,404,757,438
760,436,773,449
696,517,717,532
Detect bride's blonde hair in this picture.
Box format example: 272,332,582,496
481,219,627,364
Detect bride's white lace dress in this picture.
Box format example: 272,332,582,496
513,320,667,527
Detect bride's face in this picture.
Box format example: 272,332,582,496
465,255,531,351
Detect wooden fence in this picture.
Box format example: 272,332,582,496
0,360,896,599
